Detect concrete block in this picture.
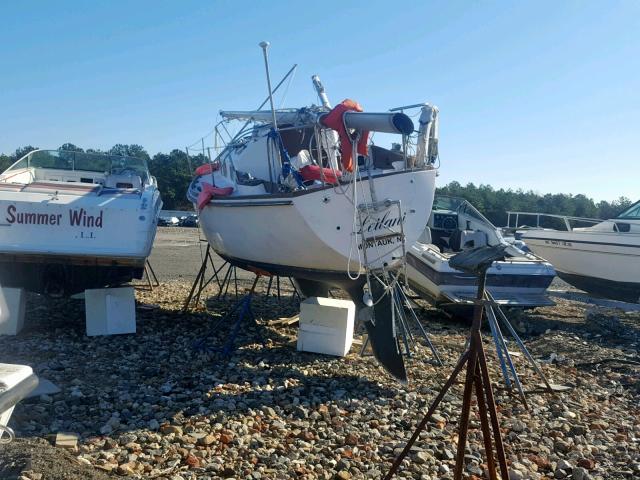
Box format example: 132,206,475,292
0,287,26,336
85,287,136,336
297,297,355,357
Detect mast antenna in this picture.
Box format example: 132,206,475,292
311,75,332,109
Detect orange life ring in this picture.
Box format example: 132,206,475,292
321,99,369,172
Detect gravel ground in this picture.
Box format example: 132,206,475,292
0,233,638,479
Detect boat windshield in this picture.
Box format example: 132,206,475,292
6,150,150,183
616,200,640,219
457,200,495,227
432,195,464,211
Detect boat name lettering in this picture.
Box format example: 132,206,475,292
5,205,104,228
360,210,406,233
359,237,402,250
545,239,572,247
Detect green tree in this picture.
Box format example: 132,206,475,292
59,143,84,152
148,149,198,210
0,154,12,172
109,144,150,161
13,145,38,161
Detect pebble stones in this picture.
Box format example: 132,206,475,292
1,280,638,479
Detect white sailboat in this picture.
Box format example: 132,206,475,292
188,46,440,381
514,202,640,303
0,149,162,296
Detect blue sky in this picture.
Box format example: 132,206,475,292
1,1,638,201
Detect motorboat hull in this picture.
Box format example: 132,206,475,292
406,244,556,308
0,184,161,296
0,258,144,296
521,229,640,303
555,272,640,304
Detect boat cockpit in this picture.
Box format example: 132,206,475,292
0,149,154,195
426,196,502,252
189,98,440,203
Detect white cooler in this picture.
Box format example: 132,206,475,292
297,297,355,357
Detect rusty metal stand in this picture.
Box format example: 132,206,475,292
192,275,266,357
144,260,160,290
384,246,511,480
182,244,226,312
183,244,301,312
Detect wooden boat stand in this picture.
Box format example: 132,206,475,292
385,247,511,480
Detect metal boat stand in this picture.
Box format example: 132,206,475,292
133,260,160,291
359,284,442,365
182,244,300,312
143,260,160,290
384,245,513,480
182,244,226,312
192,275,267,357
482,290,562,408
213,262,300,304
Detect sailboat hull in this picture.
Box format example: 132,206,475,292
198,169,436,274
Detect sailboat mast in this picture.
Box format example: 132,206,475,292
259,41,278,130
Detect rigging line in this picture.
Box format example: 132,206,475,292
185,64,297,151
278,65,296,109
186,129,215,150
225,63,298,147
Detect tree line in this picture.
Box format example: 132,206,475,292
1,144,633,221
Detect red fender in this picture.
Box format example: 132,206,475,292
299,164,342,185
321,99,369,172
195,162,220,176
197,182,233,210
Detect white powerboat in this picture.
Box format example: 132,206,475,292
407,196,556,309
188,61,440,381
0,149,162,296
514,202,640,303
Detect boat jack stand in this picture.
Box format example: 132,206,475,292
483,290,563,408
183,244,300,312
182,244,228,312
385,246,513,480
192,276,266,357
143,260,160,291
